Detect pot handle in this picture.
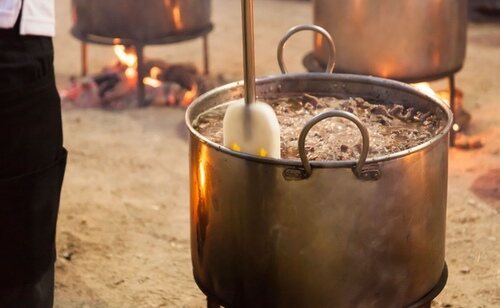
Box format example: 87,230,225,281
277,24,336,74
286,110,380,181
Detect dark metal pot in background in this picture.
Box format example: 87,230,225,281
313,0,468,82
186,72,452,307
71,0,212,41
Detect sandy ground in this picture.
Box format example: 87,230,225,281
52,0,500,307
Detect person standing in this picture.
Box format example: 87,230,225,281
0,0,66,307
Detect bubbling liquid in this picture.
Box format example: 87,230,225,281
193,95,446,161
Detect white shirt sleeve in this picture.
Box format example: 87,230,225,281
20,0,55,37
0,0,22,29
0,0,55,37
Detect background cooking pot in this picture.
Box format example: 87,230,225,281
186,72,452,307
71,0,212,41
313,0,468,82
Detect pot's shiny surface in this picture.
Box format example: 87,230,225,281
71,0,211,41
186,73,452,307
313,0,468,82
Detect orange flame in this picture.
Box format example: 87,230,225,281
124,67,137,87
114,45,137,68
181,83,198,106
125,67,137,79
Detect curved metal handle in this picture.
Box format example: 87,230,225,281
277,24,336,74
298,110,370,179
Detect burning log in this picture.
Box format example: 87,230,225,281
93,72,121,98
159,64,198,90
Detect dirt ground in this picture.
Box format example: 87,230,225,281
52,0,500,307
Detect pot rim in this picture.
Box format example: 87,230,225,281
185,73,453,168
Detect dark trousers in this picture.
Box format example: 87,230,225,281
0,20,66,308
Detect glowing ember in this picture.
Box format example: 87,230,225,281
143,77,162,88
150,67,162,80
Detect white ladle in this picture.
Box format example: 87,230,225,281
222,0,281,158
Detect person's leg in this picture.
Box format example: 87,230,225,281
0,28,62,177
0,22,64,308
0,267,54,308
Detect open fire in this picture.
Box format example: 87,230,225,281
61,45,223,109
412,82,482,149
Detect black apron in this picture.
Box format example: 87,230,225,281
0,19,66,308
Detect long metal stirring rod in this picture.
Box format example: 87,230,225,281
241,0,256,105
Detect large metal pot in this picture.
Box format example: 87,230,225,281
187,72,452,307
313,0,468,82
71,0,211,41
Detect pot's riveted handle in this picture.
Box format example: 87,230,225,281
284,110,381,181
277,24,336,74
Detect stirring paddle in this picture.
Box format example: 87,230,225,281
222,0,281,158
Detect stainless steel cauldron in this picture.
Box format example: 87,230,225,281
313,0,468,82
71,0,211,41
186,26,452,307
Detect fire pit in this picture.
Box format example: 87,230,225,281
304,0,468,146
71,0,213,106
